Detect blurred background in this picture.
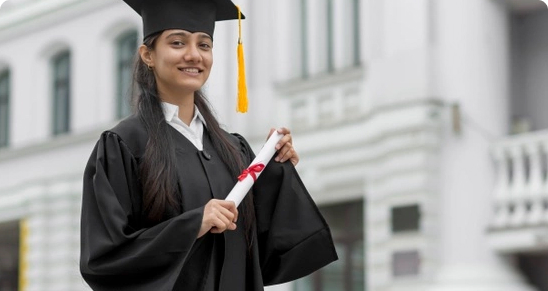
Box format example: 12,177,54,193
0,0,547,290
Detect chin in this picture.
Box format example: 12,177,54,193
178,82,204,93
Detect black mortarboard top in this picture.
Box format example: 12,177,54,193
122,0,245,39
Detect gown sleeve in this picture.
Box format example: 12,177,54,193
233,134,338,286
80,131,204,291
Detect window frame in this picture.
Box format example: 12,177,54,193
115,30,138,119
51,51,71,136
298,0,361,80
0,69,10,147
352,0,361,67
326,0,335,73
300,0,309,79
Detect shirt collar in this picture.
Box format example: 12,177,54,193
161,102,207,127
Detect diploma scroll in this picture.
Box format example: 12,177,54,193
225,132,285,206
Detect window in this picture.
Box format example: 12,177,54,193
116,31,138,118
294,201,365,291
0,220,20,291
351,0,361,67
0,70,9,148
299,0,361,79
300,0,309,79
391,204,420,233
52,51,71,135
326,0,335,73
392,250,420,277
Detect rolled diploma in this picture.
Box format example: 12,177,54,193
225,132,285,206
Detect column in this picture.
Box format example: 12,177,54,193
430,0,533,289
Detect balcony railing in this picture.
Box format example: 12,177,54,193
490,130,548,230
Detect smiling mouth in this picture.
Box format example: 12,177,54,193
179,68,202,73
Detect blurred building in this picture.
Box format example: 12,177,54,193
0,0,547,290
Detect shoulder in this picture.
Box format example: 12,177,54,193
225,131,255,161
104,114,148,158
224,130,247,149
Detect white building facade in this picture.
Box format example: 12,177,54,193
0,0,547,291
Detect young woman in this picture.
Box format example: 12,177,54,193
79,1,337,290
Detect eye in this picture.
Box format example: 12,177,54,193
172,40,184,46
199,42,212,49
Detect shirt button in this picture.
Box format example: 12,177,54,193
202,150,212,160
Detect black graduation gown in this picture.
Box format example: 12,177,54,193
80,115,337,291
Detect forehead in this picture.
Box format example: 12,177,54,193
161,29,213,40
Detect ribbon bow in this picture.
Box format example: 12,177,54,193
238,163,265,182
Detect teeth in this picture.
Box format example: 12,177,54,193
181,68,199,73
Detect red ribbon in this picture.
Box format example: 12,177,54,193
238,163,265,182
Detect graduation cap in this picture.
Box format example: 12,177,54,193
123,0,249,113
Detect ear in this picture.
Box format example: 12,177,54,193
139,44,154,68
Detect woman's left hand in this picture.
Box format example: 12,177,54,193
268,127,299,166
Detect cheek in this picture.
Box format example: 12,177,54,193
161,55,178,67
204,53,213,70
155,49,178,67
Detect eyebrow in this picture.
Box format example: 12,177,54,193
166,31,212,41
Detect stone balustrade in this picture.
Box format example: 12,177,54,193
491,130,548,229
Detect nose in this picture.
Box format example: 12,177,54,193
183,44,202,63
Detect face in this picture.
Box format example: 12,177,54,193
141,29,213,97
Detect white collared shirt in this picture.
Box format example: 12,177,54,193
161,102,207,151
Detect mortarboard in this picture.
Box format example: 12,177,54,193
122,0,245,39
122,0,249,113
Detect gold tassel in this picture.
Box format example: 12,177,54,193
236,5,248,113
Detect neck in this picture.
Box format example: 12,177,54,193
159,88,196,126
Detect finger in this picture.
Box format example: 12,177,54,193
227,204,239,223
282,146,294,162
211,223,237,233
209,205,231,225
214,200,235,209
211,215,237,232
276,127,291,135
210,226,232,234
279,145,295,163
216,200,239,222
232,207,239,223
218,201,238,213
227,222,237,231
216,205,236,223
212,216,231,233
276,134,292,150
290,154,299,166
276,143,292,162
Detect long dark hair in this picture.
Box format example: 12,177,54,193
132,32,255,244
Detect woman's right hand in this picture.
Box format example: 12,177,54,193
197,199,239,238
